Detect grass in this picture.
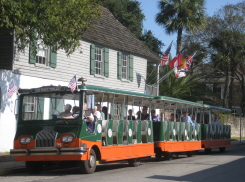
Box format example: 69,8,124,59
231,137,245,141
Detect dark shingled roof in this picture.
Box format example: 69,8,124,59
82,7,159,63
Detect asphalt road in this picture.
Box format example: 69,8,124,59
1,144,245,182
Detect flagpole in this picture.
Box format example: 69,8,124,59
156,64,160,96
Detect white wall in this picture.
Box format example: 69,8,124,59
13,41,148,94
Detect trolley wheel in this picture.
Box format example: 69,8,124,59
219,147,226,153
205,148,212,154
26,161,43,174
79,149,97,174
128,158,140,167
163,153,173,161
186,151,193,157
155,152,163,160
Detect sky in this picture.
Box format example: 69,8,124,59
138,0,243,57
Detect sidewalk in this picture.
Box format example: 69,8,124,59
1,140,245,175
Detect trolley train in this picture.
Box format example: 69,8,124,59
10,84,231,174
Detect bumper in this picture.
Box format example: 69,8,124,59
10,147,88,156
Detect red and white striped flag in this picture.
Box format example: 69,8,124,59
160,41,173,66
68,76,77,93
7,81,17,97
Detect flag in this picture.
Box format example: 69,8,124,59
169,52,183,68
178,57,187,70
68,76,77,93
186,52,196,71
7,81,17,97
174,67,186,78
169,47,185,68
160,41,173,66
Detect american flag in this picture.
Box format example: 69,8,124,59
7,81,17,97
68,76,77,93
160,41,173,66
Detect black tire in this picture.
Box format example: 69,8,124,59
26,161,43,174
219,147,226,153
163,153,173,161
205,148,212,154
186,151,193,157
128,158,140,167
80,149,97,174
155,152,162,160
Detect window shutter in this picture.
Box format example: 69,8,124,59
117,52,122,79
37,97,45,120
49,46,57,68
29,37,37,64
104,48,109,77
90,44,95,75
129,54,134,82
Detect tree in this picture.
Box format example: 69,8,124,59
182,2,245,111
100,0,144,38
0,0,101,55
155,0,206,54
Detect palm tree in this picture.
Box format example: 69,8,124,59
156,0,206,54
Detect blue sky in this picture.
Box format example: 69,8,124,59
138,0,242,56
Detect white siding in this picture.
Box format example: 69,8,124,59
13,41,147,93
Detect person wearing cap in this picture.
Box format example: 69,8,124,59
127,109,136,120
60,104,72,117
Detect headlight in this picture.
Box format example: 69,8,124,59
61,135,74,143
20,137,31,144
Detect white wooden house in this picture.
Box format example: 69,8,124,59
0,7,159,152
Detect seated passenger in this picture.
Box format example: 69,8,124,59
92,105,102,120
140,106,149,120
211,115,221,125
83,103,95,132
62,106,80,119
151,109,160,121
127,109,136,120
102,106,111,120
60,104,72,117
181,112,194,125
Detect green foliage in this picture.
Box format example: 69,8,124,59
139,30,164,56
159,66,210,101
0,0,102,55
100,0,144,38
156,0,206,53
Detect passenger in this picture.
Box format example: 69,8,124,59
140,106,149,120
60,104,72,117
151,109,160,121
92,105,101,120
102,106,111,120
170,113,175,121
181,112,194,125
191,115,196,124
127,109,136,120
83,103,95,132
211,115,221,125
136,110,141,120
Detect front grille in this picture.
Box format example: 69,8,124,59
36,128,57,147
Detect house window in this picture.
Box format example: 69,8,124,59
29,32,57,68
122,54,129,80
95,46,104,75
36,39,50,66
117,52,134,82
90,44,109,77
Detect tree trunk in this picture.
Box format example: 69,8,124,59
223,70,230,108
176,28,183,54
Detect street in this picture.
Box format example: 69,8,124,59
1,144,245,182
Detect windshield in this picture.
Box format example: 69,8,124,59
21,92,80,121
